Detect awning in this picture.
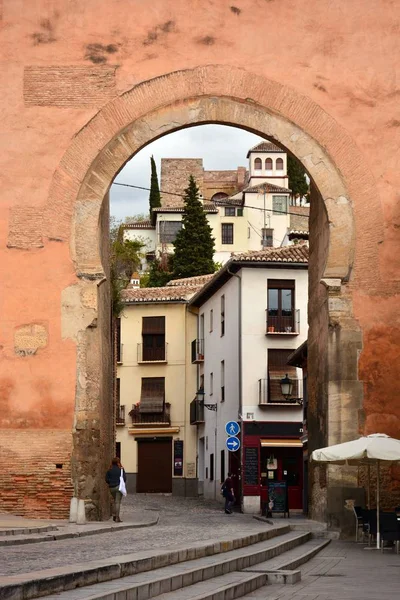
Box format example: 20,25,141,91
261,438,303,448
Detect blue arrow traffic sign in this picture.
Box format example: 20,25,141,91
226,436,241,452
225,421,240,437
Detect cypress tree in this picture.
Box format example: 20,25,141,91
149,155,161,214
172,175,215,279
287,155,309,202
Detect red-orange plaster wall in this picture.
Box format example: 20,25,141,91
1,0,400,517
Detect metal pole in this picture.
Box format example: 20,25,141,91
367,464,371,509
376,461,380,549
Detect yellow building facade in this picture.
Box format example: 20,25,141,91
116,283,202,496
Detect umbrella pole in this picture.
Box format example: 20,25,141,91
367,464,371,509
376,461,380,549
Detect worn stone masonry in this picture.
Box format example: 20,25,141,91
1,0,399,527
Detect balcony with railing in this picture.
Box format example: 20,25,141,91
116,404,125,425
191,339,204,364
137,343,168,363
265,309,300,335
190,398,205,424
117,343,124,363
258,378,303,406
129,402,171,426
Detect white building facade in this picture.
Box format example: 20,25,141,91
189,245,308,514
124,142,303,270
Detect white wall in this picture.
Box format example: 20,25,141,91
244,192,291,249
197,276,240,501
240,267,308,423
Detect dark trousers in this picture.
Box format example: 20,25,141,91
109,486,122,518
224,494,234,512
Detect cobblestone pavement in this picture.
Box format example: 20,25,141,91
0,494,265,576
244,540,400,599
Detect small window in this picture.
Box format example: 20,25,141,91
221,295,225,337
248,227,251,239
210,372,214,395
221,360,225,402
210,453,214,481
276,157,284,170
265,157,273,170
272,195,288,215
237,208,243,217
221,223,234,244
261,228,273,248
159,220,182,243
199,313,205,339
224,207,235,217
210,309,213,332
254,158,262,170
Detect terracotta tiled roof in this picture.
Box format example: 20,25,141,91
246,142,284,156
231,245,309,263
167,273,215,287
288,230,309,236
122,285,203,304
124,220,155,229
213,196,244,207
243,182,291,194
152,203,218,213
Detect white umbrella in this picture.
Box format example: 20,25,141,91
311,433,400,548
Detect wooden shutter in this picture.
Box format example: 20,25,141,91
142,316,165,335
140,377,165,413
268,349,298,401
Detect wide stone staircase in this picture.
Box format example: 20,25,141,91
1,523,330,600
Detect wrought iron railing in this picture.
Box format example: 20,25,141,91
191,339,205,363
116,405,125,425
266,309,300,334
258,378,303,405
190,399,205,424
129,403,171,425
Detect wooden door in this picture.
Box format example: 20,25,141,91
137,438,172,493
280,451,303,510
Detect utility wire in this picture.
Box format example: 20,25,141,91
112,181,309,219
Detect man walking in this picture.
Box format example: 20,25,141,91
222,472,235,514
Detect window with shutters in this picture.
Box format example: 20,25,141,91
267,349,298,402
221,223,234,244
159,221,182,243
254,158,262,170
276,157,284,170
272,195,288,215
210,453,214,481
142,316,165,361
140,377,165,413
221,295,225,336
265,158,273,170
221,360,225,402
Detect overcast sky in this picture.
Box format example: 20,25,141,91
110,125,263,221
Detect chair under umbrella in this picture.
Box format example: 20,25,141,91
311,433,400,549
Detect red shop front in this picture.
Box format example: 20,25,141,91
242,421,304,514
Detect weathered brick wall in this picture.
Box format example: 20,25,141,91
0,431,73,518
160,159,204,206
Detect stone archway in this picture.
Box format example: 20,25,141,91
44,66,380,525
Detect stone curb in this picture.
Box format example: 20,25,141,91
0,523,289,600
0,517,159,547
0,525,58,537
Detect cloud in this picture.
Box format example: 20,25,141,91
109,125,262,221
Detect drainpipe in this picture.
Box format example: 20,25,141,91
227,266,243,510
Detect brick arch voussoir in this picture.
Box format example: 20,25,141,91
44,65,379,283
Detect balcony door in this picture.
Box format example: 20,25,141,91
142,316,165,361
267,280,294,333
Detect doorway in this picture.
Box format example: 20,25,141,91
137,438,172,493
260,445,303,511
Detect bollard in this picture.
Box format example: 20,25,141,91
69,497,78,523
76,499,86,524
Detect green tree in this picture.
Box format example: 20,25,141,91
149,155,161,214
172,176,215,279
287,155,308,202
146,256,173,287
109,217,144,316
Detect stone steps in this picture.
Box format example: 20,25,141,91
243,537,331,574
31,531,316,600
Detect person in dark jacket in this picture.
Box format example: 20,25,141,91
221,472,235,514
105,457,126,522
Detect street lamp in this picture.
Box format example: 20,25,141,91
280,373,293,400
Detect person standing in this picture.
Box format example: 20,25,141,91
222,472,235,514
106,457,126,522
